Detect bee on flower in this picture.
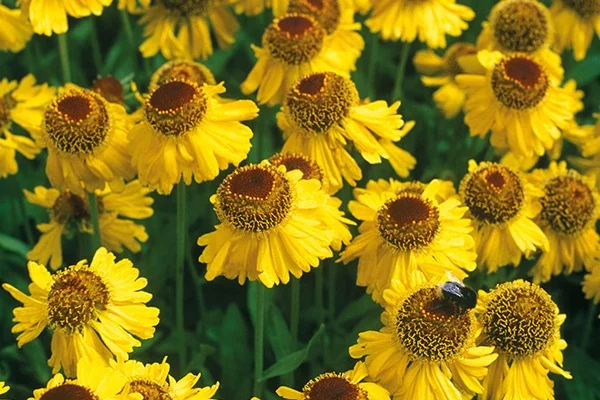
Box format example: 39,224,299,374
550,0,600,60
2,247,160,377
0,3,32,52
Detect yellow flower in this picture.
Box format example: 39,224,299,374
459,160,548,273
551,0,600,60
351,0,371,14
456,50,582,160
235,0,288,16
476,280,571,400
149,60,217,91
278,72,415,193
0,3,32,52
339,178,476,304
20,0,112,36
0,75,54,178
2,247,160,377
583,259,600,306
366,0,474,48
25,180,153,270
114,357,219,399
579,112,600,158
269,151,355,251
241,13,358,106
350,273,498,399
41,87,134,195
129,79,258,195
29,358,138,400
198,162,335,287
276,361,389,400
139,0,239,60
476,0,564,81
413,42,477,119
528,161,600,283
0,382,9,398
118,0,150,13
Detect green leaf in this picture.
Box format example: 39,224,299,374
566,55,600,85
335,295,379,325
562,346,600,400
259,324,324,382
265,306,292,359
0,232,29,259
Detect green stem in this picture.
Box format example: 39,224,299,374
57,34,71,83
367,33,379,100
254,283,266,397
327,262,336,323
391,41,411,102
316,267,324,326
176,182,187,372
89,18,104,75
87,193,101,251
119,9,136,51
282,278,300,386
12,177,34,247
186,236,208,326
581,302,597,349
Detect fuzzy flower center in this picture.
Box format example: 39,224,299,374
395,287,473,361
302,374,368,400
288,0,341,34
162,0,213,15
216,164,293,233
92,76,125,104
377,194,440,251
562,0,600,18
443,42,477,76
39,383,99,400
491,55,549,110
491,0,550,53
285,72,358,134
482,281,557,358
540,174,595,236
269,152,324,182
461,164,524,225
127,379,173,400
44,90,110,155
52,191,92,224
151,61,213,89
47,269,110,332
145,80,208,137
263,14,326,65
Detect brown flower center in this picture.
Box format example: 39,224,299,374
0,94,15,131
44,90,110,155
377,194,440,251
269,152,324,182
482,281,557,358
285,72,357,134
562,0,600,18
540,174,596,236
52,191,92,225
150,60,215,91
396,287,473,361
40,383,99,400
302,374,368,400
47,268,110,332
216,164,293,233
288,0,341,34
145,80,208,137
92,76,125,104
127,379,173,400
444,42,477,76
491,0,551,53
263,14,326,65
491,55,549,110
460,163,524,225
162,0,213,15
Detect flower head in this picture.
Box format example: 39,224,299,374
550,0,600,60
2,247,160,377
0,3,32,52
91,76,126,105
198,162,336,287
20,0,112,36
149,60,217,91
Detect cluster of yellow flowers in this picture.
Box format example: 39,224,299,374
1,0,600,398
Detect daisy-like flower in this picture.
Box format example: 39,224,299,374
29,358,138,400
149,60,217,91
413,42,477,119
339,178,476,303
91,76,127,105
278,71,415,193
241,13,358,106
19,0,112,36
459,160,548,273
139,0,239,60
551,0,600,60
114,357,219,399
2,247,160,377
269,152,354,251
118,0,150,13
476,0,563,80
25,180,153,270
235,0,288,16
198,162,335,287
477,280,571,400
129,79,258,195
0,3,32,52
366,0,474,48
0,382,8,398
583,259,600,306
528,161,600,283
350,273,498,399
41,86,134,195
1,75,54,178
456,50,582,160
276,361,389,400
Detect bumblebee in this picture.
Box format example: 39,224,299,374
433,273,477,315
